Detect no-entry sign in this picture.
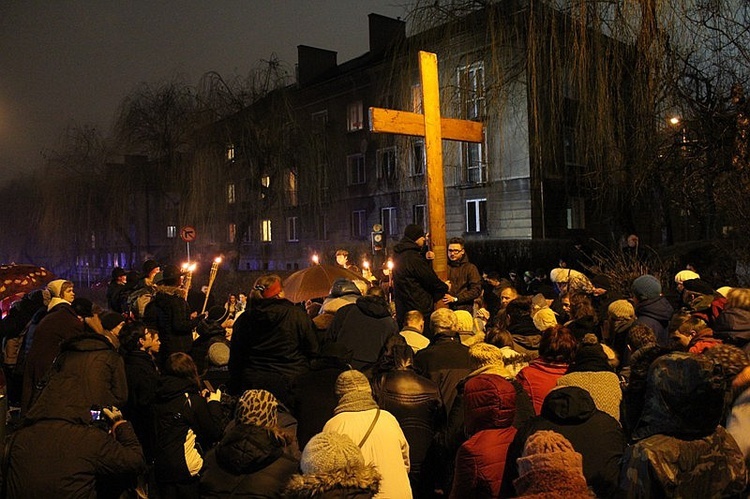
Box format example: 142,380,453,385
180,226,197,242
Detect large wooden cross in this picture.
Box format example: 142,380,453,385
369,50,484,279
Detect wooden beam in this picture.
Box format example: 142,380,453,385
369,107,483,143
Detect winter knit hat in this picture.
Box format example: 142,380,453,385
334,370,378,414
675,270,700,284
569,334,613,373
631,275,662,300
468,342,512,377
454,310,475,333
301,432,365,475
716,286,733,297
207,305,228,323
682,278,715,296
403,224,426,242
235,389,278,428
208,342,230,367
533,307,558,332
100,311,125,331
608,299,635,320
514,430,591,498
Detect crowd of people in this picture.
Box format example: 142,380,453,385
0,225,749,497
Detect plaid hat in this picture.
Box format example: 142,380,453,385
235,389,278,428
301,432,365,475
631,275,662,300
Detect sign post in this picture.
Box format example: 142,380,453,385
180,226,197,262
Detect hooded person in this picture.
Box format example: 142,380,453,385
502,386,625,498
200,389,299,498
284,431,381,498
631,274,674,347
21,279,84,414
325,285,398,373
512,430,594,498
191,305,229,374
449,372,519,499
322,370,412,499
392,224,449,336
556,334,622,422
148,264,204,367
620,352,747,498
313,278,363,335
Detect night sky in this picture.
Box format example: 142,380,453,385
0,1,408,180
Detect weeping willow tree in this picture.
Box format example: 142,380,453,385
378,0,749,250
35,124,117,271
186,56,298,270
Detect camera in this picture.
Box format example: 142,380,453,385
90,405,104,422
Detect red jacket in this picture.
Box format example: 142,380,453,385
449,374,517,499
516,360,569,414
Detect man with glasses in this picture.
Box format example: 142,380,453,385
443,237,482,313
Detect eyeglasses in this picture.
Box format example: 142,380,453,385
448,249,463,253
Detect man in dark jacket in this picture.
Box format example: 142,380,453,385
414,308,472,416
146,265,203,367
632,274,674,347
326,286,398,372
443,237,482,314
106,267,128,313
393,224,449,335
502,386,626,498
5,404,145,498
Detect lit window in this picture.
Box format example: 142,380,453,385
261,174,270,199
457,62,485,120
261,219,272,242
287,217,299,242
167,225,177,239
411,139,425,176
347,101,364,131
466,199,487,233
227,183,235,204
381,207,397,236
228,223,236,243
347,154,366,185
376,147,398,179
226,144,235,161
352,210,366,238
285,169,298,206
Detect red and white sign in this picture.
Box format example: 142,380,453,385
180,226,197,242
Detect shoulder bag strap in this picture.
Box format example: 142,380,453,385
358,407,381,448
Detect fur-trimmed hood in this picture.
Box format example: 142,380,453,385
284,464,381,498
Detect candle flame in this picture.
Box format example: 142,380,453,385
387,259,394,270
214,257,222,264
312,254,319,264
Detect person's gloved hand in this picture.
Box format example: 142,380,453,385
208,389,222,403
103,406,123,423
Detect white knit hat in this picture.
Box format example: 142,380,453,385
301,432,365,474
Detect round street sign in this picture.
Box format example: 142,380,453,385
180,226,197,242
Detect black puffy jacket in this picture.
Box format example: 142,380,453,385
393,239,448,326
